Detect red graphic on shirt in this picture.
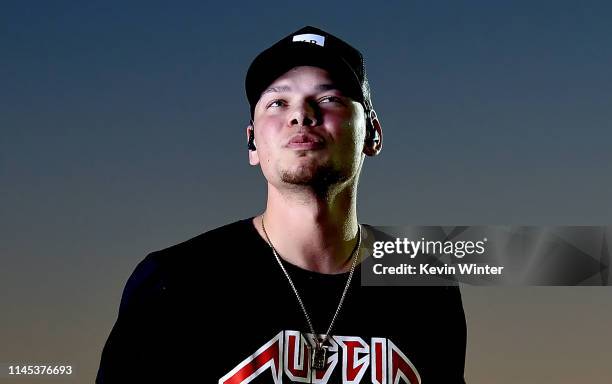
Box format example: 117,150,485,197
219,332,283,384
218,331,420,384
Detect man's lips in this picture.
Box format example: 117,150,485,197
285,134,325,149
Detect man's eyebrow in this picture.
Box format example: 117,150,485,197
261,84,342,96
315,84,340,92
261,85,291,95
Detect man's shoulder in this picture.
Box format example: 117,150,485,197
157,218,253,252
143,218,257,270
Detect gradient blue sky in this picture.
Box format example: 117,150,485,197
1,1,611,382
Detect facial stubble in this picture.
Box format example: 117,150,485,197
278,150,359,196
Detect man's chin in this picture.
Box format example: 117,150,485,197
280,165,347,187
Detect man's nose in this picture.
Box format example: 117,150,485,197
289,101,319,127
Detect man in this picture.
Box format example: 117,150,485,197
97,26,466,383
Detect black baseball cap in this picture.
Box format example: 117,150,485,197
245,26,373,118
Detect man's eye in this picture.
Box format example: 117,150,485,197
267,100,286,108
319,96,343,104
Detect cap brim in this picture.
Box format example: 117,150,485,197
246,43,363,110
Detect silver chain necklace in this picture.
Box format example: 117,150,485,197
261,216,361,371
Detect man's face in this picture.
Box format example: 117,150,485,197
249,66,367,189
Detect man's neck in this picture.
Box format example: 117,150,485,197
253,184,360,274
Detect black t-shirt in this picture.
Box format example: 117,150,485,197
97,218,466,383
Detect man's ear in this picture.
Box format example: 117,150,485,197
246,125,259,165
363,109,383,156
